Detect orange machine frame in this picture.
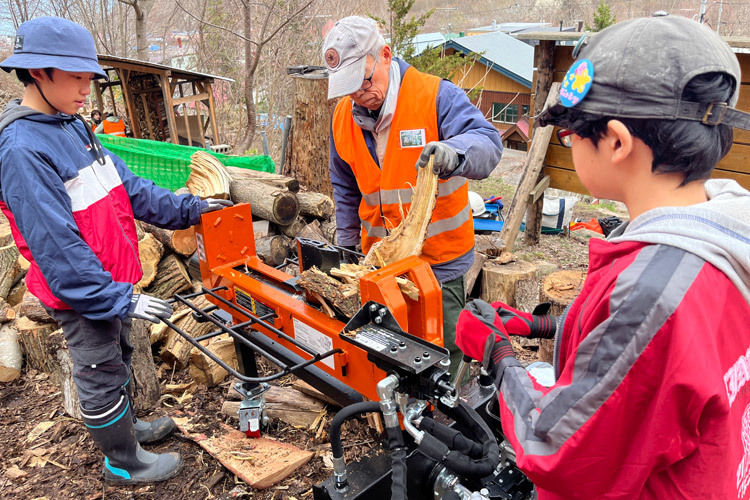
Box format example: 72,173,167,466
193,203,443,402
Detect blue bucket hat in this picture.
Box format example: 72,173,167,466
0,17,108,80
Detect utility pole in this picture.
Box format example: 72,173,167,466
699,0,708,23
716,0,724,35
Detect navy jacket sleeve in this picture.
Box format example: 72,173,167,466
329,121,363,246
107,150,204,229
436,80,503,180
0,148,134,321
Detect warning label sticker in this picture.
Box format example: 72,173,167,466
293,318,335,369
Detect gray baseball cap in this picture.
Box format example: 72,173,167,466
322,16,385,99
1,17,108,80
537,15,750,131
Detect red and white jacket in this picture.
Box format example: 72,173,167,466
496,180,750,499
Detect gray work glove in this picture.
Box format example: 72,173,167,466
417,141,459,178
201,198,234,213
128,293,173,324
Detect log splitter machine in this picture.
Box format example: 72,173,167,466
165,203,533,500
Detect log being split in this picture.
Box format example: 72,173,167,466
297,267,360,318
363,157,438,268
230,179,299,226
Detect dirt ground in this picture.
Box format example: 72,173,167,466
0,149,627,500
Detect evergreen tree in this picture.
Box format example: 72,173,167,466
370,0,479,82
585,0,616,32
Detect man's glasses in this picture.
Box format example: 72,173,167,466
358,53,379,93
557,128,575,148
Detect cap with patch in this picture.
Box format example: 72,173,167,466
0,16,108,81
322,16,384,99
537,15,750,131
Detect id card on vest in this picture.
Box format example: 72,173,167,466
399,129,426,148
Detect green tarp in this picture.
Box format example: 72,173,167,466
98,135,275,192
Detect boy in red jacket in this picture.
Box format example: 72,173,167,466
456,14,750,500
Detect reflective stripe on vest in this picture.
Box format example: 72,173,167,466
332,66,474,265
102,119,126,137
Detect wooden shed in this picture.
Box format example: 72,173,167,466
517,31,750,194
93,55,233,147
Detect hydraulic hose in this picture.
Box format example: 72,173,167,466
330,400,382,459
418,417,484,458
329,401,382,489
386,426,408,500
416,400,500,478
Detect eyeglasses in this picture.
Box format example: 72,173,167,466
557,128,575,148
358,53,379,93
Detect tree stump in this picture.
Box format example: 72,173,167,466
480,259,538,309
539,270,586,363
282,71,338,199
145,253,192,300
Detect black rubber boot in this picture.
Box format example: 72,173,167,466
134,416,176,444
82,393,182,484
125,371,176,443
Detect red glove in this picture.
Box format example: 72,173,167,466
492,301,557,339
456,300,515,380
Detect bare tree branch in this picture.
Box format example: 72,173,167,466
259,0,313,46
174,0,253,44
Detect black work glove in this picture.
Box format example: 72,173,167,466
417,141,459,178
456,300,516,385
492,300,557,339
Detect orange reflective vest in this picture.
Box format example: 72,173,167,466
331,67,474,265
102,118,126,137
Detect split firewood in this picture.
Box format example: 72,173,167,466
16,317,59,373
329,263,419,301
0,298,15,323
0,212,12,247
311,291,335,318
145,253,192,300
321,217,337,245
160,296,216,369
189,337,238,387
297,266,360,318
149,306,192,345
15,292,52,323
255,235,290,267
296,191,334,220
363,157,438,268
7,280,26,307
226,166,300,193
0,323,22,382
296,219,327,242
231,180,299,226
187,150,232,199
0,243,20,299
14,255,29,286
141,222,196,257
135,232,165,291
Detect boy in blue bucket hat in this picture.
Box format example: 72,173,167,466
0,17,232,484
